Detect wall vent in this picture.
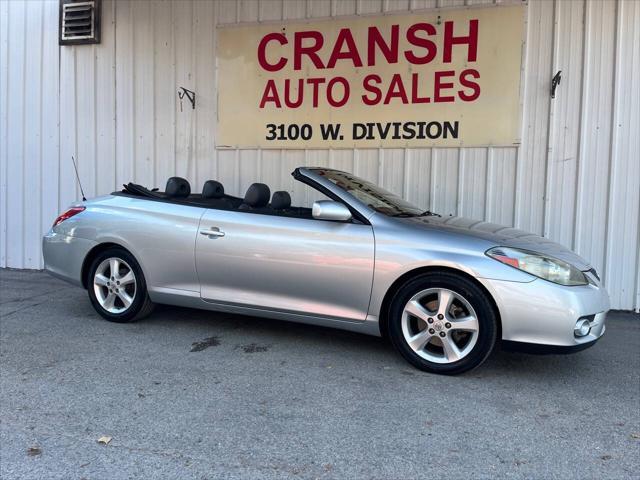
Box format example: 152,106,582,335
59,0,101,45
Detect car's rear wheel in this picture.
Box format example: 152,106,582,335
87,247,154,323
388,272,497,375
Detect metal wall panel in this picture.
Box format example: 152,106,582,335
4,1,27,268
605,0,640,310
0,0,638,311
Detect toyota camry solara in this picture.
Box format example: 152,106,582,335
43,167,608,374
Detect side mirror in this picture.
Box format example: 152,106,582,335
312,200,352,222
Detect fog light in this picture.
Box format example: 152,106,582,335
574,319,591,337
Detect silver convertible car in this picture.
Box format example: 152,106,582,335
43,167,608,374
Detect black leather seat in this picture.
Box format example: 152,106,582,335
165,177,191,198
270,191,291,211
202,180,224,199
239,183,270,211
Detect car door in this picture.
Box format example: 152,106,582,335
195,209,374,321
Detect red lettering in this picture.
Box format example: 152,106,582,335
383,74,409,105
367,25,399,66
327,28,363,69
443,19,478,63
259,79,281,108
294,31,325,70
404,23,437,65
307,77,326,108
434,71,455,102
257,33,288,72
284,79,304,108
327,77,350,107
459,69,481,101
362,74,383,106
411,73,430,103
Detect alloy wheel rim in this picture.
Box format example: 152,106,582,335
401,288,479,364
93,257,137,314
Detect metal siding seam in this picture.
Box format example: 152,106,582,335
633,0,640,312
603,0,621,306
484,147,492,223
110,0,116,193
513,0,530,232
56,2,62,226
377,148,384,186
542,0,559,239
456,148,463,216
133,0,151,187
604,0,640,311
242,0,260,22
130,2,136,183
73,47,78,201
234,148,240,195
60,45,77,210
600,0,615,283
636,203,640,312
171,0,177,176
198,0,217,186
586,0,615,278
429,148,437,214
213,0,220,180
402,148,411,204
282,0,307,19
20,2,27,267
113,0,118,191
152,2,157,188
0,0,8,266
191,1,197,184
572,0,591,255
41,0,61,267
457,148,465,216
92,42,97,197
38,1,44,267
20,1,44,268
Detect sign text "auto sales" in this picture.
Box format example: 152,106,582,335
217,5,525,148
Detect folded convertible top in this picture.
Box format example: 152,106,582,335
122,183,164,199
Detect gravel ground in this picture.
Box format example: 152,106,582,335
1,268,639,479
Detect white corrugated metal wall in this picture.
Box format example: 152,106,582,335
1,0,639,310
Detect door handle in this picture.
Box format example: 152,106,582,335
200,228,225,238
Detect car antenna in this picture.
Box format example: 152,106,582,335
71,155,87,201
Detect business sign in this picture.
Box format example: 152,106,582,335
217,5,524,148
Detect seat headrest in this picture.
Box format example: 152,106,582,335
165,177,191,198
271,191,291,210
243,183,270,208
202,180,224,199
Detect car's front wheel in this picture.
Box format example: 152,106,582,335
388,272,498,375
87,247,154,323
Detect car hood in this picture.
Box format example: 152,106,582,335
401,215,592,270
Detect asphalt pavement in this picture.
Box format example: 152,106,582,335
1,269,639,479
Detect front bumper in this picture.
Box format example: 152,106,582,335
501,335,603,354
479,277,609,349
42,231,97,287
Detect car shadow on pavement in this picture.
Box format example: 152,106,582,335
136,303,604,380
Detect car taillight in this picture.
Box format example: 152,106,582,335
53,207,85,227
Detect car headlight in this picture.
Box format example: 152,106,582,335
486,247,588,286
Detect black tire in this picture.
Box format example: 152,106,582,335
87,247,155,323
387,271,497,375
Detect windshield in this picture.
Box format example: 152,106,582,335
313,169,436,217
